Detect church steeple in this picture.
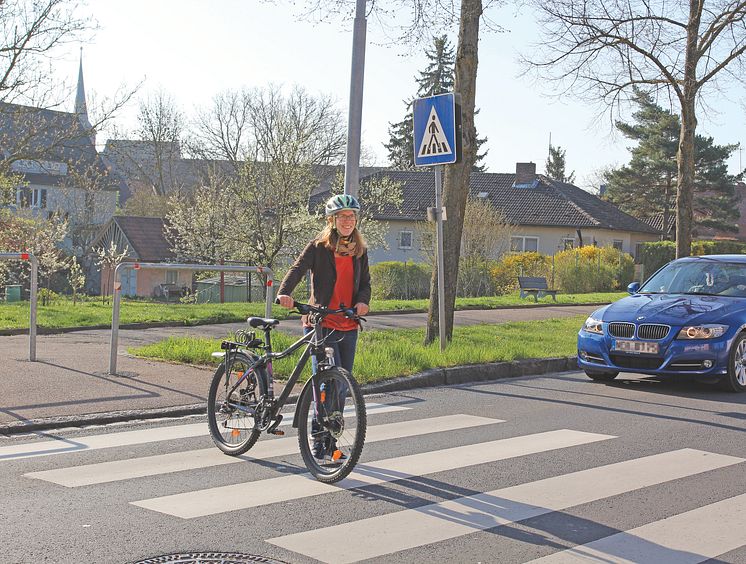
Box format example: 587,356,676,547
75,47,94,144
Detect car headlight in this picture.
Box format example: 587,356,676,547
676,324,728,339
582,317,604,334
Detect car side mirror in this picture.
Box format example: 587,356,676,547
627,282,640,295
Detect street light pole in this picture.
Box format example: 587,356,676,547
343,0,367,197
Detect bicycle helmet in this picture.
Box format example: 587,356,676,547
325,194,361,216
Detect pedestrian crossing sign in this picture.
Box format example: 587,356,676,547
413,92,461,166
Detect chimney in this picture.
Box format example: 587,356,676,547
514,162,537,187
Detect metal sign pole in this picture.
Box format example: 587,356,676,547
343,0,367,198
434,166,447,352
109,263,123,375
29,255,38,361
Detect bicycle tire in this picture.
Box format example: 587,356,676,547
207,352,262,455
297,367,366,483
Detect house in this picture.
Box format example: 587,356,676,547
0,55,117,249
89,216,194,297
311,162,661,263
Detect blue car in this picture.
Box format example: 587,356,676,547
577,254,746,392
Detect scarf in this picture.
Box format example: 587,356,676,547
335,233,358,256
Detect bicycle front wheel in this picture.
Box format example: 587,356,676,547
207,352,262,455
297,367,366,483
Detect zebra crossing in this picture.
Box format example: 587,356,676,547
6,400,746,563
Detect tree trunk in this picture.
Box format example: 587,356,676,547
675,99,696,257
425,0,481,344
675,0,701,258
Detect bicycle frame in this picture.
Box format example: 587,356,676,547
221,317,335,430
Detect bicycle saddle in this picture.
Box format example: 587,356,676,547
247,317,280,329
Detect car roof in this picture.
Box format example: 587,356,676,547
676,254,746,263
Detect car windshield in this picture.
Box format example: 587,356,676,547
640,260,746,297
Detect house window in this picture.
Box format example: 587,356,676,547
562,238,575,250
165,270,178,284
511,236,539,252
398,230,413,249
17,187,47,209
612,240,624,251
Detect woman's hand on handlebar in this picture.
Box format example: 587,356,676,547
276,294,294,309
354,302,369,316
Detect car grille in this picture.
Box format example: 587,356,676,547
637,324,670,340
610,354,663,370
607,322,670,340
608,322,635,338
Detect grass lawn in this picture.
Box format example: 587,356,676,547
0,292,621,331
129,315,585,385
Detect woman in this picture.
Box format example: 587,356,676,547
277,194,370,460
276,193,371,374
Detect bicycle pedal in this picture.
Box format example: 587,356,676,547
268,429,285,436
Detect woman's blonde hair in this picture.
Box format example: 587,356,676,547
316,215,367,258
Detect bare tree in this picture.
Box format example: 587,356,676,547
457,196,512,296
57,159,117,251
135,89,184,197
522,0,746,257
190,89,254,165
0,1,136,209
0,0,91,106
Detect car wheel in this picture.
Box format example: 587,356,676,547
719,332,746,392
584,369,619,381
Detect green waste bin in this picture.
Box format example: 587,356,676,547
5,285,21,302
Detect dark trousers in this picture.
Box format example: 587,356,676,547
305,328,358,429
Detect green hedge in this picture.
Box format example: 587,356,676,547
639,240,746,280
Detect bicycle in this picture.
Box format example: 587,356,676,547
206,301,367,483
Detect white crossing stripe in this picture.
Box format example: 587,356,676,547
528,492,746,564
27,414,500,487
0,402,408,462
267,449,744,563
131,429,614,519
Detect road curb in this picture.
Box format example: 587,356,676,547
0,356,578,436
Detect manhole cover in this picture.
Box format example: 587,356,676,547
133,553,288,564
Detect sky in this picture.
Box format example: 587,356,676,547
53,0,746,192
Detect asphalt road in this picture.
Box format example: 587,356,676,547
2,369,746,563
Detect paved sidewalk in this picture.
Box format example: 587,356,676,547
0,305,596,434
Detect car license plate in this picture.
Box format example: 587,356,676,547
613,339,659,354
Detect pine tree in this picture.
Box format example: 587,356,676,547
604,89,741,237
545,145,576,183
385,35,487,171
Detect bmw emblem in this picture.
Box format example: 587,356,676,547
636,316,645,321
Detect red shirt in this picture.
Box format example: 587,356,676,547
322,255,358,331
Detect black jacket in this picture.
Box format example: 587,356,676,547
277,240,371,309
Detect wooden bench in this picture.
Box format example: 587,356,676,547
518,276,558,302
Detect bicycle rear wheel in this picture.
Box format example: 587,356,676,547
297,367,366,483
207,352,262,455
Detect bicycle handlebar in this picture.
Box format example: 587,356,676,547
274,298,363,322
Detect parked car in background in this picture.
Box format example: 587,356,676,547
577,255,746,392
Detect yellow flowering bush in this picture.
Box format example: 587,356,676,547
489,252,552,295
